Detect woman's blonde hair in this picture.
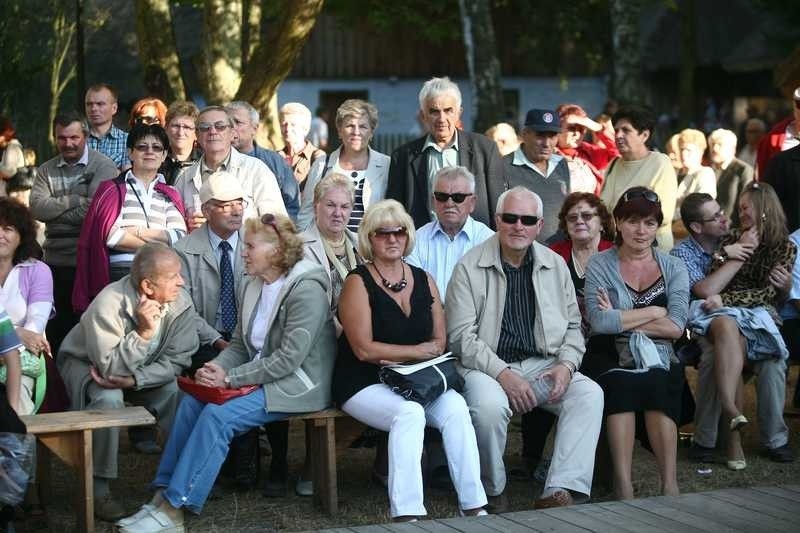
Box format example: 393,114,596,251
678,128,707,152
313,173,355,206
741,182,788,249
335,99,379,130
244,214,304,271
357,200,416,261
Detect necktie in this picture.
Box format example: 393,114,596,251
219,241,237,333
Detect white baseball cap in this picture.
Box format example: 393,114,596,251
199,171,245,204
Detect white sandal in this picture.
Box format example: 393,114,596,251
116,507,184,533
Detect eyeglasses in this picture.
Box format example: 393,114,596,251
197,122,232,133
210,199,248,213
621,189,660,205
260,213,283,245
169,123,196,132
697,209,725,223
433,192,473,204
499,213,540,226
135,115,160,126
133,143,165,153
371,226,408,239
566,211,597,223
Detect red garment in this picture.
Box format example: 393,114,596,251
756,116,793,179
560,130,619,195
72,175,186,312
549,238,614,265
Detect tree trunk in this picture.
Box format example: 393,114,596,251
241,0,262,71
134,0,187,102
677,0,696,128
49,1,76,151
609,0,645,104
458,0,504,133
199,0,243,104
236,0,325,149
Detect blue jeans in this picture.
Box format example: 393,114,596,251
153,388,287,513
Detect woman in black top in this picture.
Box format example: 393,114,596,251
333,200,486,521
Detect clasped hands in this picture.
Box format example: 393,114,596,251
497,364,571,414
195,362,229,388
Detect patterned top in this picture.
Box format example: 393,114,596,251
669,236,712,289
497,248,540,363
712,229,797,317
88,124,129,168
106,171,187,264
0,307,22,355
627,277,667,307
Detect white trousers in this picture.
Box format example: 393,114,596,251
462,358,603,497
342,384,487,517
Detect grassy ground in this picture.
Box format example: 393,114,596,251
14,366,800,532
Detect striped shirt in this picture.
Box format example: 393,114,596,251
0,307,22,355
497,248,540,363
106,171,186,264
348,175,366,232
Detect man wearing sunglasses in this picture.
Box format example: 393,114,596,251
446,186,603,512
174,106,287,232
671,193,794,464
386,77,504,229
406,166,494,298
500,108,571,244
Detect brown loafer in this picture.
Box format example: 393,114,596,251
94,494,127,522
534,489,574,509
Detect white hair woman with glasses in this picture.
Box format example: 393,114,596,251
73,124,187,311
297,99,389,230
117,213,336,532
583,186,690,500
332,199,487,521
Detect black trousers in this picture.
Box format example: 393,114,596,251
45,265,80,358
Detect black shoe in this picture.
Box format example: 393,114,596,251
485,493,508,514
688,442,715,463
132,440,163,455
766,443,794,463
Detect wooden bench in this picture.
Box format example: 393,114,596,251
21,407,156,533
292,408,352,514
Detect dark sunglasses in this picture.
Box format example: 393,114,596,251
621,189,660,204
566,211,597,223
197,121,232,133
499,213,540,226
135,115,160,126
260,213,283,244
132,143,165,153
372,226,408,239
433,191,473,204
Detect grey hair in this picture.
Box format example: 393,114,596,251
707,128,737,149
495,186,543,216
198,105,234,127
130,243,179,289
434,166,476,193
418,77,462,110
226,101,259,125
314,172,356,205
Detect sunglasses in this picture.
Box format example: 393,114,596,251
566,211,597,223
499,213,540,226
621,189,660,204
132,143,165,153
197,121,232,133
433,192,473,204
260,213,283,244
372,226,408,239
135,115,160,126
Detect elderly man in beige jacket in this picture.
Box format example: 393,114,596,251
57,243,199,521
446,186,603,512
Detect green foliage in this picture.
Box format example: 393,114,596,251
327,0,462,43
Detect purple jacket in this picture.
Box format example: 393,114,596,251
72,175,186,312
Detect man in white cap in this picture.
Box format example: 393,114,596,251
173,170,259,488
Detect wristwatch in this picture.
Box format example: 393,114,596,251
223,375,231,388
713,250,728,264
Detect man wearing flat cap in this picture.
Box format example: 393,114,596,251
496,109,571,243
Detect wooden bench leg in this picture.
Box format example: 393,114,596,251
36,429,95,532
308,418,338,514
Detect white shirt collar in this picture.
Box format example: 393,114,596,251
57,144,90,167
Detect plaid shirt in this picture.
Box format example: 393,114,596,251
670,236,712,289
88,124,129,168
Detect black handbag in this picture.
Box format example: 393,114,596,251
378,354,464,407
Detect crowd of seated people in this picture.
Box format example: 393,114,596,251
1,75,798,532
